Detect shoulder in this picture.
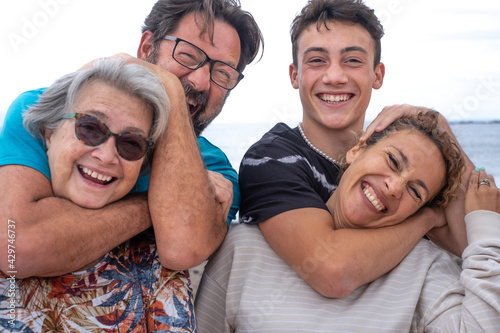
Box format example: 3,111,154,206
197,135,237,179
202,223,282,284
10,88,47,110
250,123,299,148
242,123,307,162
3,88,47,123
198,136,231,166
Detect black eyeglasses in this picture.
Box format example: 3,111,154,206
163,35,243,90
61,113,153,161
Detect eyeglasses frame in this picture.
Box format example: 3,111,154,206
163,35,244,90
60,112,153,161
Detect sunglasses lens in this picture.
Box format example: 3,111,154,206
75,115,108,146
73,114,149,161
116,134,149,161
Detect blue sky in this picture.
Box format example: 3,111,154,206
1,0,499,126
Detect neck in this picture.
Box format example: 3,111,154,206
299,122,360,161
327,186,350,230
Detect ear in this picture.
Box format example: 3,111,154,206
43,127,54,149
346,144,362,165
289,63,299,90
372,62,385,90
137,31,154,60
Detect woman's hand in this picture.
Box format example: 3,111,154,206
465,168,499,214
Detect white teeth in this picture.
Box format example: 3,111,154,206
321,94,350,103
186,97,198,107
363,186,385,212
81,167,112,183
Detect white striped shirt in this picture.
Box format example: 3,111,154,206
195,210,500,332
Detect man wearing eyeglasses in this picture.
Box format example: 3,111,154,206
0,0,263,279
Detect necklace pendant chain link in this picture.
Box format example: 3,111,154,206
298,123,337,165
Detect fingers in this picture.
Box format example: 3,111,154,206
465,167,498,214
475,167,496,190
207,171,234,222
468,167,480,188
78,53,135,71
360,104,427,143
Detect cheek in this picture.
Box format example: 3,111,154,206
47,132,88,183
48,143,81,179
399,197,421,218
119,161,144,189
209,88,228,105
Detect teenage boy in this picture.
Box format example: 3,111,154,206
194,1,488,331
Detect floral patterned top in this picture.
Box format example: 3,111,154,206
0,233,196,332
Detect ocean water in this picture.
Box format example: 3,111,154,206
450,122,500,180
1,110,499,181
203,121,500,181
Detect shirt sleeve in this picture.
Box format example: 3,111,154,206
198,136,240,226
238,128,334,225
420,210,500,332
0,89,51,179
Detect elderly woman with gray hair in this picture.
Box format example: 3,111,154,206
0,59,197,331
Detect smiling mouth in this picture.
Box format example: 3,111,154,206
362,183,387,212
319,93,352,104
186,96,202,117
79,166,115,185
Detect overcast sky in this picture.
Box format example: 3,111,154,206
1,0,499,126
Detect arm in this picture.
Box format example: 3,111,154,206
0,165,151,278
127,60,228,270
87,54,235,269
426,114,474,256
259,206,441,298
240,125,443,298
361,104,471,256
422,170,500,331
0,91,151,278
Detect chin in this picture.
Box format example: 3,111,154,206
64,193,109,209
74,199,108,210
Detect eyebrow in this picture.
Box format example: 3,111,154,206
393,146,430,196
341,46,368,55
303,46,328,56
303,45,369,58
86,110,148,135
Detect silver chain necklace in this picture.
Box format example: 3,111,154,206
298,123,337,165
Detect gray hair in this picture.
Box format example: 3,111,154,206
23,58,169,144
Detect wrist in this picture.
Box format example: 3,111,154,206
413,207,442,230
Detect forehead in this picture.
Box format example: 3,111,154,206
74,81,152,129
170,12,241,67
297,20,375,58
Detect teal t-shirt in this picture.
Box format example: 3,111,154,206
0,89,240,225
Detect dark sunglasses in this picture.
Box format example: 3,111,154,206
60,113,153,161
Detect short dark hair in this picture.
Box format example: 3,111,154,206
290,0,384,68
142,0,264,73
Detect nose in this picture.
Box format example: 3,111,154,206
322,62,348,86
384,175,405,199
90,136,120,164
185,63,212,92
